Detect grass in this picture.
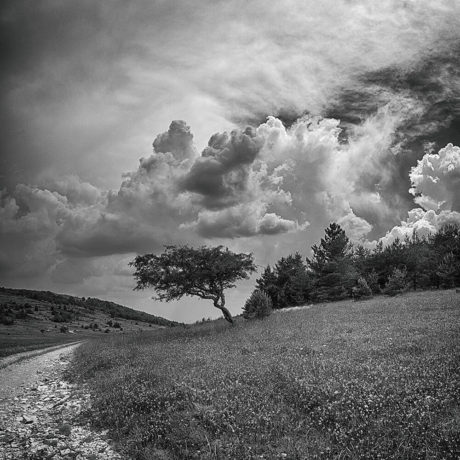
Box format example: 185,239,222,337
0,290,169,358
69,290,460,459
0,329,90,358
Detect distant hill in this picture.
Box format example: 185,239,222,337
0,286,180,329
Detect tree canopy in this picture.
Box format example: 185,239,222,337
130,245,256,323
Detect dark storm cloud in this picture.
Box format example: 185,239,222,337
56,213,161,258
181,127,262,209
318,42,460,237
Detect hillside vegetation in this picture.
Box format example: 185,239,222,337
69,290,460,459
0,287,180,357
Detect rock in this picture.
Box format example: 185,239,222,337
21,415,36,424
0,345,123,459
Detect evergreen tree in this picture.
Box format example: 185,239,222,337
256,265,280,308
436,252,460,288
256,254,311,309
275,253,310,307
307,223,357,301
242,289,272,319
430,224,460,288
404,233,433,290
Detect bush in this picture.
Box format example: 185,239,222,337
52,310,72,322
383,267,408,296
366,269,381,294
0,314,14,325
352,277,373,300
242,289,272,319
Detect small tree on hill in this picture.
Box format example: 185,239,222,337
130,245,256,324
242,289,272,319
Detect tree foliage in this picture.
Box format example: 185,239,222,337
307,223,357,301
254,222,459,310
352,277,373,300
383,267,408,296
242,289,272,319
256,253,310,309
130,245,256,323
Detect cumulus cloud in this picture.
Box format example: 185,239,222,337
2,110,410,279
182,202,308,239
378,209,460,247
181,127,262,209
152,120,197,161
1,115,460,305
409,143,460,212
376,144,460,246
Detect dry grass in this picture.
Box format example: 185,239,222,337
69,290,460,459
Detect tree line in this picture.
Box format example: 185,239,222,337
255,222,460,308
130,222,460,323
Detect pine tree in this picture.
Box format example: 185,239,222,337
242,289,272,319
274,253,310,307
256,265,279,308
436,252,460,288
307,223,357,301
256,255,311,309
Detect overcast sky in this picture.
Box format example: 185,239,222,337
1,0,460,322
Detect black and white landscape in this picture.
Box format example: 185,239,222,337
1,0,459,322
0,3,459,458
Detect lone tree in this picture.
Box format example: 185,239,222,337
130,245,256,324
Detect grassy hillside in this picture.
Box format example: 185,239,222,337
69,290,460,459
0,286,181,357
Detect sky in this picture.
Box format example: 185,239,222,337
1,0,460,323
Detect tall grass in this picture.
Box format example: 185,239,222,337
69,290,460,459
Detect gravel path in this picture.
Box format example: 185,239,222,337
0,343,124,459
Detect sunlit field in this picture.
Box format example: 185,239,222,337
70,290,460,459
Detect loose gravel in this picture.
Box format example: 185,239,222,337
0,343,124,459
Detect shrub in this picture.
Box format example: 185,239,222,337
366,269,381,294
52,310,72,322
352,277,373,300
383,267,408,296
242,289,272,319
0,314,14,325
60,325,69,333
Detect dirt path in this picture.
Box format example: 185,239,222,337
0,343,124,459
0,341,83,370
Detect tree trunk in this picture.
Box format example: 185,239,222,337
213,294,234,324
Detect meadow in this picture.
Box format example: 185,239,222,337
69,290,460,459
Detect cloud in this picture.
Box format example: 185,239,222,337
181,127,262,209
152,120,197,161
375,143,460,246
409,143,460,212
182,202,308,238
378,208,460,247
